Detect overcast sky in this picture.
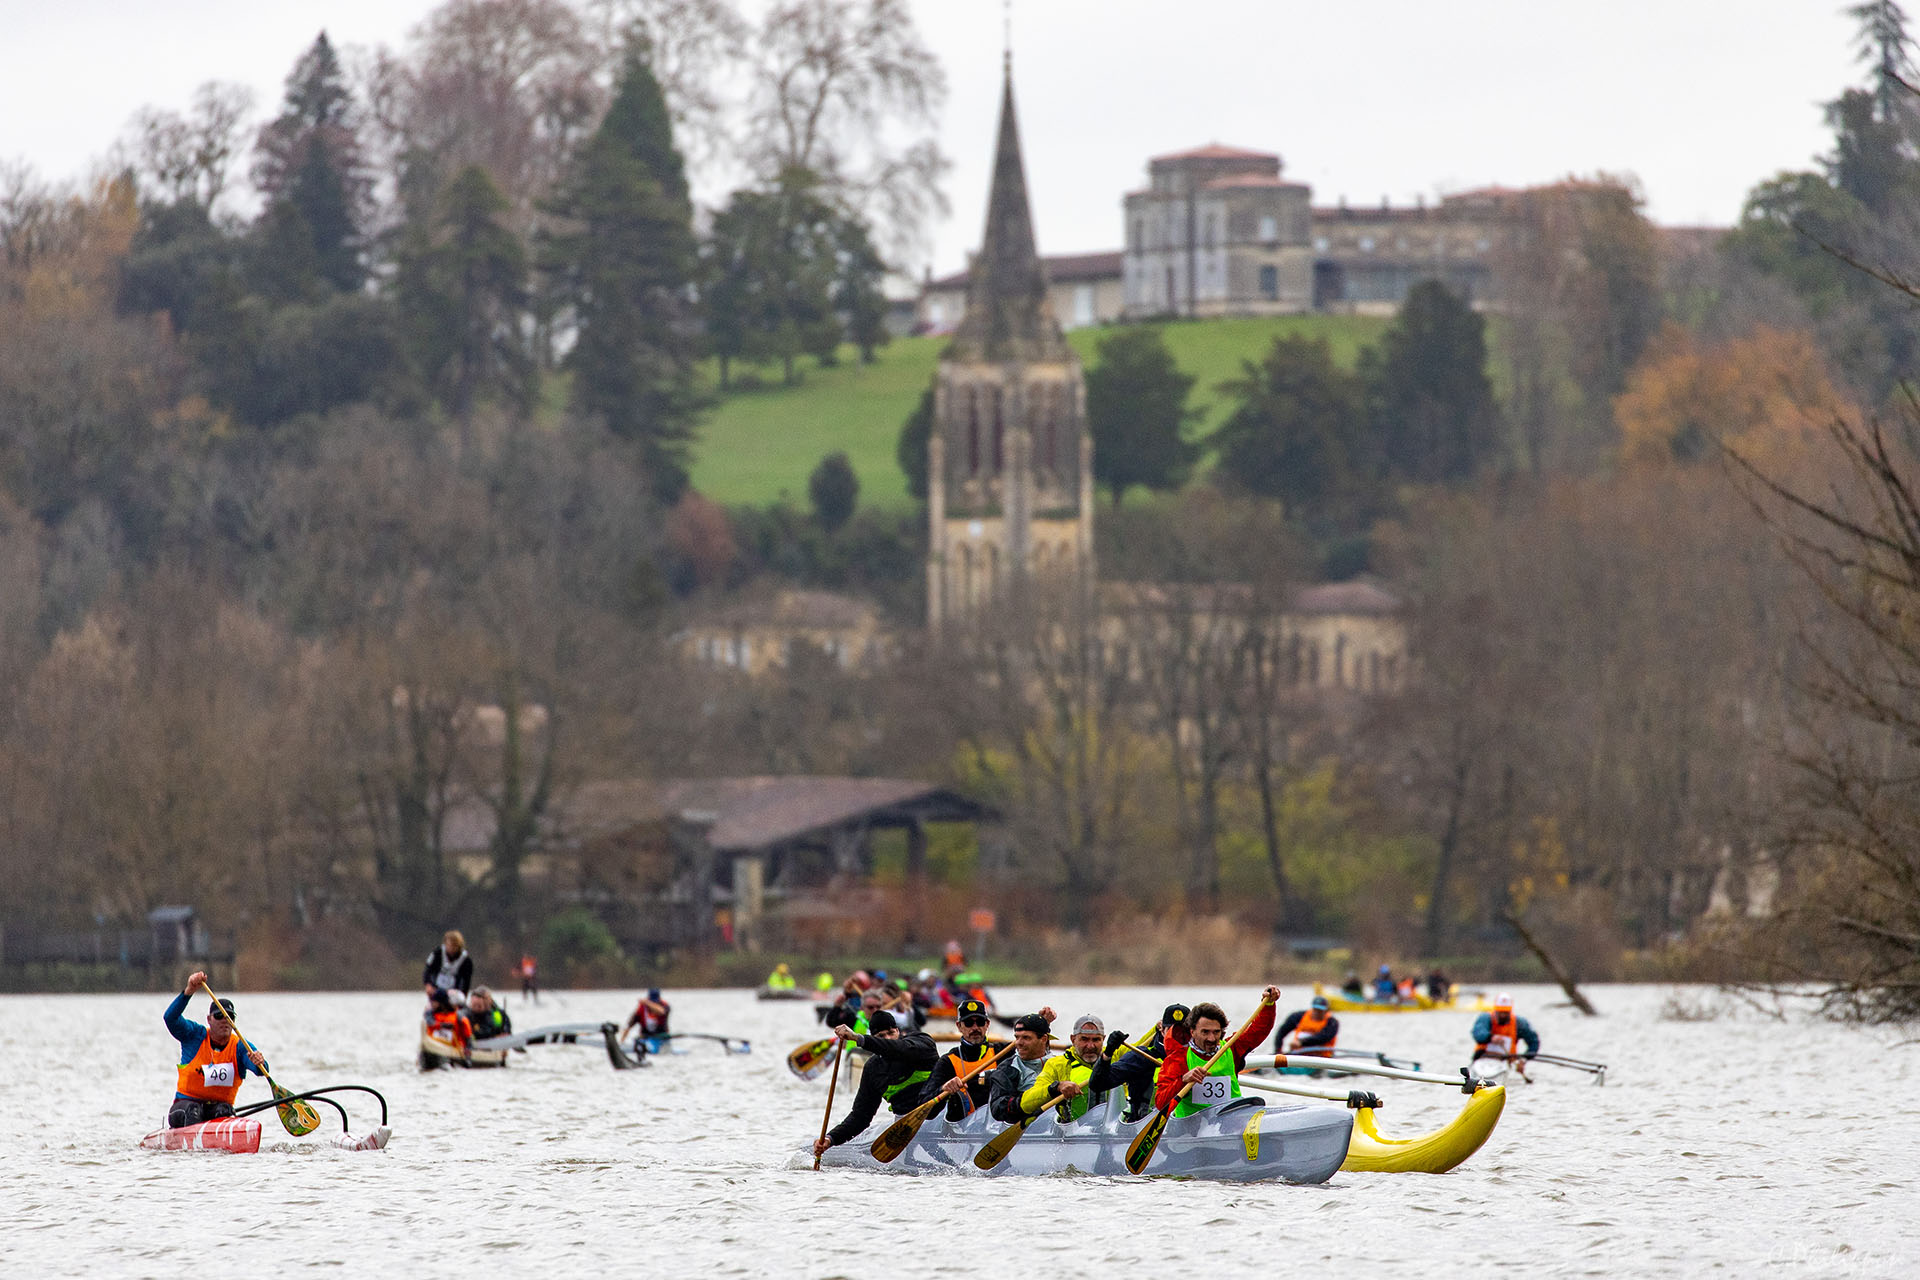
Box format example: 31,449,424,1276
0,1,1863,277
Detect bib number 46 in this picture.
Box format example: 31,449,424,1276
202,1062,236,1089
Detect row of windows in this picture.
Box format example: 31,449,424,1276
1314,233,1495,255
1129,206,1309,252
692,633,871,670
955,383,1076,480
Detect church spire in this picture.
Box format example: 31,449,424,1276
948,60,1067,364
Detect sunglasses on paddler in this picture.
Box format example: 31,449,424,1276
958,1016,989,1027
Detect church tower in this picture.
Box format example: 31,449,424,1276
927,60,1093,628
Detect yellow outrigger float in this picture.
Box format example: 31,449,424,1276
1340,1085,1505,1173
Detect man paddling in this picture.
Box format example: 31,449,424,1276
1472,993,1539,1074
163,972,268,1129
622,989,671,1051
985,1008,1059,1123
1274,994,1338,1056
1153,987,1280,1115
467,987,511,1040
1022,1014,1118,1123
925,998,1005,1119
422,930,474,1004
810,1010,939,1158
1107,1003,1187,1121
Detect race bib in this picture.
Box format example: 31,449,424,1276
201,1061,237,1089
1192,1075,1232,1107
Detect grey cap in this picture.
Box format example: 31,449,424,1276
1072,1013,1104,1036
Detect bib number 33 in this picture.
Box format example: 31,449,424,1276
1193,1075,1232,1107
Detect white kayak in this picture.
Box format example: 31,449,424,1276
816,1091,1352,1182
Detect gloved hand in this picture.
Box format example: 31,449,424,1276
1346,1091,1383,1110
1104,1030,1129,1057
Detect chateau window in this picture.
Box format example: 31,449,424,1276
1313,236,1329,252
1073,283,1094,327
1359,236,1375,253
1132,218,1143,249
1259,215,1278,242
1305,642,1320,686
1259,265,1278,300
1205,215,1217,248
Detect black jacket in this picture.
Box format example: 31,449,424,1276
469,1006,512,1040
423,946,473,995
986,1051,1054,1124
923,1039,1005,1119
825,1031,938,1147
1108,1028,1166,1119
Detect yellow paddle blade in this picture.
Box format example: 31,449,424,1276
271,1080,322,1136
972,1119,1028,1171
870,1095,941,1163
1124,1108,1169,1174
787,1038,837,1081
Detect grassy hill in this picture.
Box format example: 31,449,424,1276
687,313,1387,510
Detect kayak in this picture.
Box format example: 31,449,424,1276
1340,1086,1505,1174
473,1023,607,1053
419,1026,509,1070
139,1117,261,1153
816,1092,1352,1183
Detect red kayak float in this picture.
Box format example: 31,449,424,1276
140,1117,261,1153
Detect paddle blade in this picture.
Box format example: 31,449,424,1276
271,1080,322,1136
787,1037,837,1081
871,1099,937,1164
973,1116,1030,1171
1125,1108,1170,1175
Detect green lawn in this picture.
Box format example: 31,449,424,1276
688,313,1389,511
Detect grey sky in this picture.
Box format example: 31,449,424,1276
0,1,1861,277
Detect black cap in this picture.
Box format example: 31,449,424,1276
1012,1012,1051,1036
867,1010,898,1034
1161,1003,1190,1026
429,988,453,1009
955,998,989,1021
209,997,236,1021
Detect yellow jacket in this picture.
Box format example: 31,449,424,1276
1019,1049,1109,1118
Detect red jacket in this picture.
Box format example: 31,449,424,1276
1153,1002,1276,1113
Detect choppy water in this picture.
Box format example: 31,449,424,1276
3,983,1914,1277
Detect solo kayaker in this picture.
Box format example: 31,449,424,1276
1108,1003,1186,1121
622,989,671,1049
1274,994,1339,1056
985,1008,1059,1123
422,930,473,1004
925,998,1005,1119
164,972,267,1129
467,987,511,1040
1153,987,1280,1115
1022,1013,1118,1123
519,954,538,1002
1472,994,1540,1069
766,963,796,991
811,1011,939,1157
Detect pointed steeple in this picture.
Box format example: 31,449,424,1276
947,61,1069,364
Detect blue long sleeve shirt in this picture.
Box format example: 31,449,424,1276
1470,1012,1540,1057
165,991,268,1098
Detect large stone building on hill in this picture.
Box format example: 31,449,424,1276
925,61,1093,627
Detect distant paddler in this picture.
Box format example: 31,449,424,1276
1107,1003,1186,1120
1153,987,1280,1116
765,963,796,992
1472,993,1539,1076
814,971,835,993
467,987,511,1040
1370,965,1396,1003
810,1011,939,1160
519,953,539,1002
425,988,474,1062
621,989,671,1051
1274,993,1338,1057
422,930,473,1005
164,971,269,1129
924,998,1004,1118
985,1008,1059,1122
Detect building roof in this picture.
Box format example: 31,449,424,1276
946,63,1071,364
1152,143,1279,163
1202,173,1299,192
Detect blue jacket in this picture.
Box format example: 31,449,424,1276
165,991,268,1099
1471,1011,1539,1057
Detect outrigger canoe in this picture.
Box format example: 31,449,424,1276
140,1085,393,1153
419,1025,509,1070
1315,983,1493,1014
817,1092,1352,1182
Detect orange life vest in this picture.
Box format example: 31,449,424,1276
430,1010,472,1048
1396,978,1416,1000
1483,1011,1521,1057
946,1044,998,1082
1287,1007,1336,1054
176,1030,245,1104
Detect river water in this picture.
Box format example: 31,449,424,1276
3,983,1913,1277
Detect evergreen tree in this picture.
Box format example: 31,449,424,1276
250,199,325,304
254,33,367,293
832,213,890,365
896,385,932,502
544,51,702,502
1085,327,1200,506
1213,336,1373,532
809,451,859,532
701,170,846,387
1364,280,1502,484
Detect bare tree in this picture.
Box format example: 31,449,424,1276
119,82,256,212
584,0,751,170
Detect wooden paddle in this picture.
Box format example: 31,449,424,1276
1124,1002,1267,1175
787,1036,838,1080
973,1084,1066,1171
812,1036,848,1171
870,1042,1015,1163
198,979,321,1137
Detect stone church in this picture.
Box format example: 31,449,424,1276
925,60,1093,627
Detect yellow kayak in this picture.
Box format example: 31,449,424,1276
1316,983,1493,1014
1340,1085,1505,1174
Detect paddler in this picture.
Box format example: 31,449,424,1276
519,953,539,1002
621,989,671,1050
766,963,796,991
426,987,474,1062
1153,987,1280,1115
1107,1003,1187,1121
1274,993,1338,1056
164,971,268,1129
422,930,474,1004
810,1010,939,1158
924,998,1004,1118
467,986,511,1040
985,1008,1059,1123
1022,1014,1118,1123
1370,965,1396,1002
1472,993,1539,1068
814,971,835,993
